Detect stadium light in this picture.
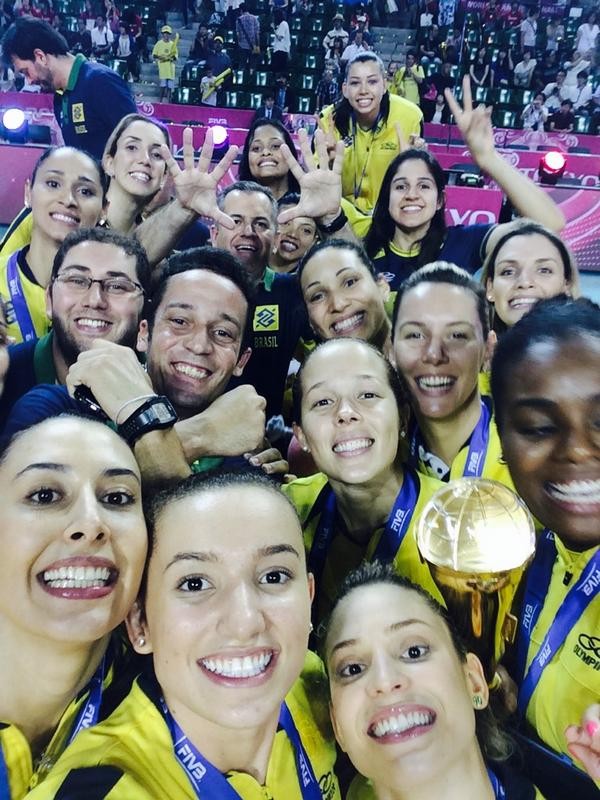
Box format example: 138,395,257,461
538,151,567,185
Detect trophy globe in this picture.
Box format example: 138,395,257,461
417,478,536,683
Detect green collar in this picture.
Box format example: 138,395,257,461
263,266,275,291
65,53,86,92
33,332,58,385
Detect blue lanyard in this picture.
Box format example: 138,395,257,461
517,534,600,715
309,467,420,590
161,699,322,799
67,653,106,744
410,398,491,478
487,768,506,799
6,251,37,342
0,654,105,800
0,739,9,800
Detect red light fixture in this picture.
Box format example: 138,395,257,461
538,151,567,185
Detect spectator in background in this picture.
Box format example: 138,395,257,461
236,3,260,70
91,14,113,58
152,24,179,102
70,17,92,56
315,67,338,112
545,19,563,53
542,69,574,110
521,92,548,130
437,0,455,28
575,10,599,59
428,91,450,123
563,49,590,86
326,35,346,74
391,50,424,106
273,72,295,112
271,8,290,72
350,4,370,32
590,85,600,134
418,24,441,65
520,7,538,50
114,20,136,82
122,7,145,62
514,49,536,87
50,12,71,41
504,2,522,29
540,49,559,85
79,0,97,27
469,46,491,88
441,28,461,64
0,63,14,91
491,47,513,87
548,98,575,131
323,12,348,51
341,29,369,63
104,0,120,34
252,90,284,121
429,60,455,96
200,64,217,105
189,24,212,60
206,35,231,103
572,71,592,112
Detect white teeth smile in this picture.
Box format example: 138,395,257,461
174,364,210,379
332,312,364,333
547,479,600,504
236,245,257,251
333,438,373,454
371,710,435,738
280,240,298,252
416,376,454,389
51,213,78,224
402,206,423,213
77,318,109,328
259,160,278,167
129,171,151,182
201,651,272,678
509,297,539,309
43,565,111,589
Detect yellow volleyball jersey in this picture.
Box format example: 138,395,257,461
0,207,33,257
319,95,423,215
283,470,444,621
26,652,341,800
0,648,128,798
0,247,50,344
523,540,600,767
414,405,515,491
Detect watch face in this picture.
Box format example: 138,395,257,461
154,403,174,423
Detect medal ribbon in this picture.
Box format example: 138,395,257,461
309,467,420,590
6,252,37,342
487,768,506,799
162,699,322,799
517,535,600,715
0,653,106,800
409,398,491,478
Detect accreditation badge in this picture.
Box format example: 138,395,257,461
72,103,85,123
253,304,279,332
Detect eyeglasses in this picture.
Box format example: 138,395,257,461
54,273,145,297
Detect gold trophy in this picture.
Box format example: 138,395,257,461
416,479,536,683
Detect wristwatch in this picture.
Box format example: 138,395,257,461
118,396,178,446
317,208,348,234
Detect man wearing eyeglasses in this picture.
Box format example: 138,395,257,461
0,226,148,422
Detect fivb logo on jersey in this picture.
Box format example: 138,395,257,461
390,507,408,533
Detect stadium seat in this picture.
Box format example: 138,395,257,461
574,116,591,134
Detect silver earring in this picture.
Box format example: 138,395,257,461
137,636,146,647
309,622,314,633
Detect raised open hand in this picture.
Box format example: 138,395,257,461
160,126,238,227
277,128,345,224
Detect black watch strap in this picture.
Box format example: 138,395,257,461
117,396,178,446
317,208,348,234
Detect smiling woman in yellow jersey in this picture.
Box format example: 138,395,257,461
0,147,107,343
318,52,423,215
322,562,545,800
27,471,340,800
392,262,512,488
491,296,600,799
284,338,443,623
0,416,147,799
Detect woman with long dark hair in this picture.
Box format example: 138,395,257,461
238,118,300,200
